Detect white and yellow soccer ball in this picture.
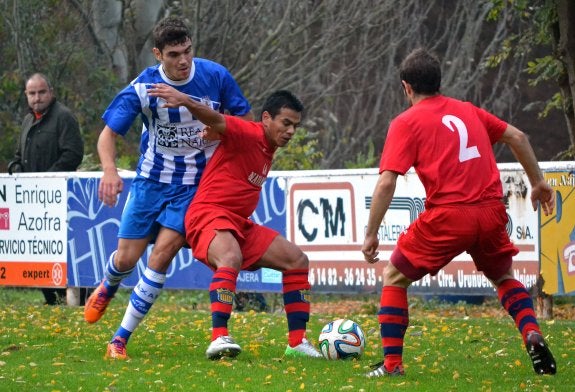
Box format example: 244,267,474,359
318,318,365,360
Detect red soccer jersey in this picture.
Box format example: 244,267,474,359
380,95,507,207
188,115,275,217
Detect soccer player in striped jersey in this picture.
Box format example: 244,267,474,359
362,48,556,377
84,16,253,360
148,85,322,359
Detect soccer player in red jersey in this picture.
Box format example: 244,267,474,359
362,48,557,377
148,85,322,360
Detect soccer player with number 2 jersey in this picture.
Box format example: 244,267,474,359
362,48,557,378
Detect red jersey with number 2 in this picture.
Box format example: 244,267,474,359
380,95,508,207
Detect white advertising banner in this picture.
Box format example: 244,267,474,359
0,175,68,287
287,168,539,294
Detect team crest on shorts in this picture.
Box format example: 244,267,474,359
217,288,234,304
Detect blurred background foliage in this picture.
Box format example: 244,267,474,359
1,0,574,173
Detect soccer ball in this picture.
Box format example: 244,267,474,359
318,319,365,360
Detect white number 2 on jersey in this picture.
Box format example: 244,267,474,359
441,115,481,162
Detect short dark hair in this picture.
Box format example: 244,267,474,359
26,73,53,90
399,48,441,95
153,16,192,52
260,90,304,119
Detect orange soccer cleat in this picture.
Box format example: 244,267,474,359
105,337,128,360
84,280,114,323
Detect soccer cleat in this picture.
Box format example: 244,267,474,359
525,331,557,375
206,336,242,360
366,361,405,378
284,338,323,358
84,280,114,323
105,337,128,360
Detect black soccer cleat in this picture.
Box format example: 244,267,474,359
525,331,557,375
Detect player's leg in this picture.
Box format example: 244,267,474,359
366,207,466,378
473,202,556,375
84,237,148,323
489,270,557,375
185,211,244,359
255,234,321,358
203,230,243,359
370,202,555,378
366,251,411,378
41,288,64,305
107,228,186,360
85,178,163,323
106,182,197,359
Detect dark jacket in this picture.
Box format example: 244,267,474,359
8,99,84,173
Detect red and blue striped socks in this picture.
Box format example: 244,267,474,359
497,278,541,343
209,267,238,341
283,269,311,347
378,286,409,371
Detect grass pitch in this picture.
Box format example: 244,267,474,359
0,288,573,391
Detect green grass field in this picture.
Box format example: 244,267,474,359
0,288,573,391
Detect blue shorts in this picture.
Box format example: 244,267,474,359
118,176,197,241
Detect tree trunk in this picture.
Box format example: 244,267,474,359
534,275,554,320
537,293,554,320
122,0,165,75
91,0,128,81
90,0,164,82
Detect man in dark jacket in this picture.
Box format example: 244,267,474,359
8,73,84,174
8,73,84,305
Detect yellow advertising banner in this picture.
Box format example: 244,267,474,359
541,171,575,294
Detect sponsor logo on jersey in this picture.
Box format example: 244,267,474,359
248,171,267,187
157,123,179,148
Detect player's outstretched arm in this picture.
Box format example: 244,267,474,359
499,124,555,215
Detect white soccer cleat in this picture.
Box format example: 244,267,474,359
205,336,242,360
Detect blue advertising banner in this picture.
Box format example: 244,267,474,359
66,174,286,292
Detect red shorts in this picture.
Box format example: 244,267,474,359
185,206,278,271
391,200,518,281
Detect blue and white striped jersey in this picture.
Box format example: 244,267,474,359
102,58,251,185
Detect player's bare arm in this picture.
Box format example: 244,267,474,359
362,170,398,264
499,125,555,215
97,126,123,207
148,83,227,134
